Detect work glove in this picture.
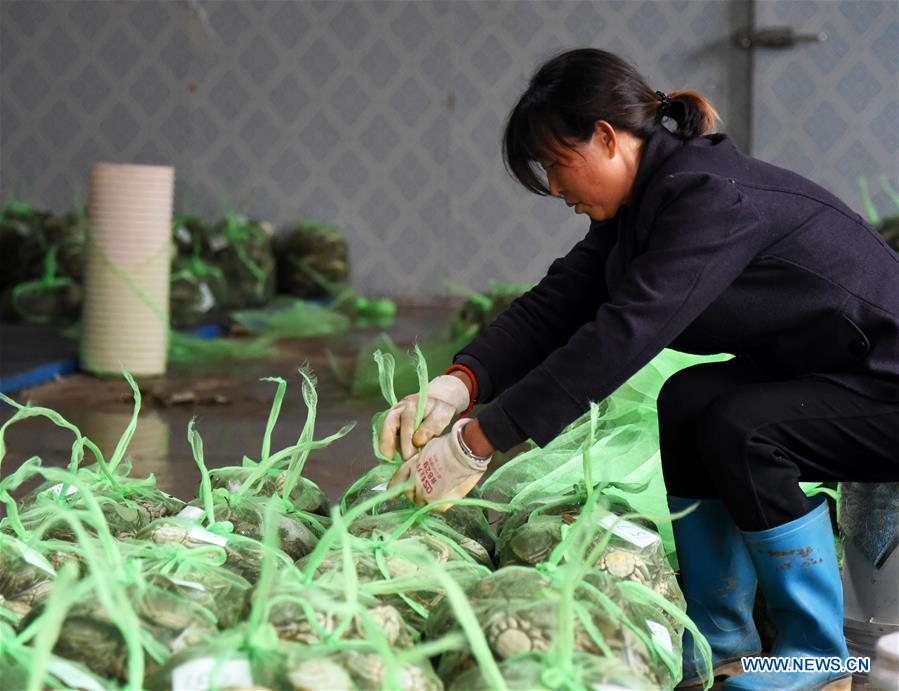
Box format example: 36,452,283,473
379,374,471,461
388,419,491,510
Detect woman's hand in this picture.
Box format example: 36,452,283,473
388,419,493,509
378,373,472,460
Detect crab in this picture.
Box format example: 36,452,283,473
287,658,354,690
343,652,442,690
595,547,653,585
484,612,550,657
358,605,411,647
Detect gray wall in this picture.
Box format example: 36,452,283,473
3,1,894,300
751,0,899,219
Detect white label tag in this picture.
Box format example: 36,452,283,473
197,282,215,312
188,527,228,547
18,544,56,577
209,236,230,253
172,656,253,690
599,514,660,549
646,620,674,653
170,578,207,592
46,658,105,690
177,506,206,521
372,482,389,491
44,483,79,498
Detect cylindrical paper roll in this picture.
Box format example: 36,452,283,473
81,162,175,376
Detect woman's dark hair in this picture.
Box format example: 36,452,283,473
503,48,720,194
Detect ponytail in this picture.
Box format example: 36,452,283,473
659,90,720,139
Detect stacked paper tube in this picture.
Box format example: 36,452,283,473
81,163,175,376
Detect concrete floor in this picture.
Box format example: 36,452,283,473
1,304,467,504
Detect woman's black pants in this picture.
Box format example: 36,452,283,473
658,358,899,531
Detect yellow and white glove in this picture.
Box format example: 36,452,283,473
379,374,471,461
388,418,491,510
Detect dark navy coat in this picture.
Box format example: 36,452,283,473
455,127,899,451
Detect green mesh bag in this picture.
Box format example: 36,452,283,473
41,208,87,283
495,493,684,609
425,488,712,690
348,510,493,568
0,535,60,624
168,212,235,326
125,540,253,630
171,211,210,256
297,483,492,631
298,532,490,632
205,212,276,308
0,199,52,293
11,241,82,324
135,515,287,585
449,280,532,340
0,561,110,691
5,204,85,324
8,467,185,688
146,494,452,691
178,493,327,562
447,651,658,690
277,220,349,299
169,256,222,329
263,574,417,649
425,566,678,688
23,578,217,683
480,349,733,556
2,374,185,542
341,465,496,559
208,465,329,516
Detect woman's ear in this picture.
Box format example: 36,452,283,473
593,120,618,158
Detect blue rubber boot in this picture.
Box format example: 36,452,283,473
669,496,762,687
723,498,851,690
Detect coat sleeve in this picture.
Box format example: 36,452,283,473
452,218,616,405
476,173,768,451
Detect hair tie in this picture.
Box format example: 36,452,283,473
655,90,671,117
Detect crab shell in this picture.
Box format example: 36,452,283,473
287,658,354,690
484,611,550,658
343,652,441,691
596,548,652,584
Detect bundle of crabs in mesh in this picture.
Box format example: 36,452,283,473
0,348,726,689
0,200,86,324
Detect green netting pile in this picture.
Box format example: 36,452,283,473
276,220,350,299
232,296,352,339
1,344,731,689
205,212,277,309
169,213,228,329
0,201,85,324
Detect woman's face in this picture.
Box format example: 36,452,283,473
539,121,642,222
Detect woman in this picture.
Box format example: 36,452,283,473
381,48,899,690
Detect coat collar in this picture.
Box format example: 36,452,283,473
604,127,685,297
622,126,685,213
